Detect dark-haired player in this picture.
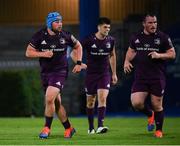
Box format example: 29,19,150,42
124,13,176,138
80,17,118,134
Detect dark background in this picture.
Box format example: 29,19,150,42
0,0,179,116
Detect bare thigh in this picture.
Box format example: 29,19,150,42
131,92,149,110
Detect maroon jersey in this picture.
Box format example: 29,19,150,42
29,28,78,74
81,34,115,75
129,31,174,80
81,34,115,94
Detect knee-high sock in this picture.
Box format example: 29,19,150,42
155,110,164,131
98,106,106,127
44,116,53,129
62,118,71,129
86,108,94,130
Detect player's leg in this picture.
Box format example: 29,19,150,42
150,79,165,137
39,86,59,139
96,89,109,134
131,80,155,131
85,74,97,134
86,94,96,134
131,92,155,131
55,94,76,138
151,95,164,138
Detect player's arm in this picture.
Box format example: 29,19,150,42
71,41,84,73
148,47,176,60
25,44,53,58
71,42,87,70
72,41,82,63
123,47,136,74
109,47,118,85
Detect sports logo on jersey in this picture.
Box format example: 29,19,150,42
135,39,140,43
91,44,97,48
84,88,88,92
60,38,65,44
56,81,61,86
41,40,47,45
144,44,150,48
99,49,104,52
161,89,164,94
106,42,111,48
71,35,77,43
168,38,173,47
154,38,160,45
50,45,56,49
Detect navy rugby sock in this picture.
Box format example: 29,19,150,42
98,106,106,127
86,108,94,130
155,110,164,131
62,119,71,129
44,116,53,129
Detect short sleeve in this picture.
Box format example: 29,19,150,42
29,31,41,50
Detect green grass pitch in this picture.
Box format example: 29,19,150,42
0,117,180,145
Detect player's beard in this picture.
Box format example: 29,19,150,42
102,31,109,37
52,26,62,34
148,27,157,34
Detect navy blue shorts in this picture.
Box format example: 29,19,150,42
41,72,67,92
85,73,111,95
131,79,166,97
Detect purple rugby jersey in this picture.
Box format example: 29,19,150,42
129,31,174,80
81,34,115,75
29,28,78,74
81,34,115,94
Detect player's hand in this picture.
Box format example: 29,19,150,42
72,64,82,73
81,63,87,70
124,61,133,74
43,50,53,58
111,74,118,85
148,51,161,59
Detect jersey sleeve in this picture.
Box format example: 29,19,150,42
111,36,115,50
29,31,42,50
129,34,136,50
66,33,78,48
163,34,174,50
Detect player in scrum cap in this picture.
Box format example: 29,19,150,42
26,11,84,139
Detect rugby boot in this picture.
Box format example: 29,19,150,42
88,129,95,134
147,111,155,131
39,126,50,139
154,130,163,138
96,126,109,134
64,127,76,138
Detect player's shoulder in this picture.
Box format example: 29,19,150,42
30,27,48,41
129,31,141,41
156,30,169,38
133,31,142,37
106,35,115,41
60,30,72,36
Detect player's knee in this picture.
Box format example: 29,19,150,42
153,105,163,112
87,101,95,108
98,98,106,106
45,96,54,105
131,101,144,110
87,98,96,108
